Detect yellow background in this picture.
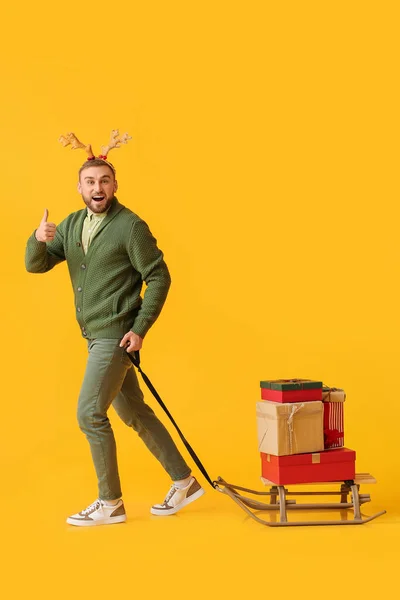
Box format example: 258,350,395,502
1,0,399,597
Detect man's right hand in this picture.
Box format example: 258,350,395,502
35,209,57,243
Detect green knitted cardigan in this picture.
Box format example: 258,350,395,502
25,197,171,339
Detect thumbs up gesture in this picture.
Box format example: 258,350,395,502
35,209,57,242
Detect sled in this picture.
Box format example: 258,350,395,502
215,473,386,527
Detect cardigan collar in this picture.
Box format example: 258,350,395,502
77,196,125,246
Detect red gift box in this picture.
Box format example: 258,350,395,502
260,448,356,485
323,401,344,449
260,379,322,403
261,388,322,403
322,387,346,449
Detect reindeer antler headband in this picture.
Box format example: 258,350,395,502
58,129,132,168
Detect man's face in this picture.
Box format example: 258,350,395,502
78,165,118,213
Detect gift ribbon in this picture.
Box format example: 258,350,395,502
257,402,305,454
287,403,305,454
324,429,344,447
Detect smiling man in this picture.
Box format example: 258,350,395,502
80,163,115,210
25,137,204,526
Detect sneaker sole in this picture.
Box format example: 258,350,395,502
150,487,205,516
66,515,127,527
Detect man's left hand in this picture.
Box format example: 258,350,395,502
120,331,143,353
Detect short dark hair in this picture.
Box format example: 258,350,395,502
79,158,116,179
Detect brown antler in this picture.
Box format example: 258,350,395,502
58,132,94,159
100,129,132,158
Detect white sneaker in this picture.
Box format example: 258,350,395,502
66,499,126,527
151,477,205,516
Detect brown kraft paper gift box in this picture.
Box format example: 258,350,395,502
256,400,324,456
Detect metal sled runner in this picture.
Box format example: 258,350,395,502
128,351,386,527
215,474,386,526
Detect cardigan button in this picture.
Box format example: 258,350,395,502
77,307,81,312
77,242,81,247
77,287,82,292
81,264,86,269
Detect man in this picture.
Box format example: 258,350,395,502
25,135,204,526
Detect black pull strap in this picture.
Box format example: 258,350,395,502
127,350,217,489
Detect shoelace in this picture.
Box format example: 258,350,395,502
81,500,101,515
163,485,178,504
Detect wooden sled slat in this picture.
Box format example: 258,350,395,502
260,473,377,487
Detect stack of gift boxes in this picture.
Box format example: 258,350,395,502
256,379,356,485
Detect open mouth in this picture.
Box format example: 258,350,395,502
92,195,105,202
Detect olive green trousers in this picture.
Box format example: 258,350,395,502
77,338,191,500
